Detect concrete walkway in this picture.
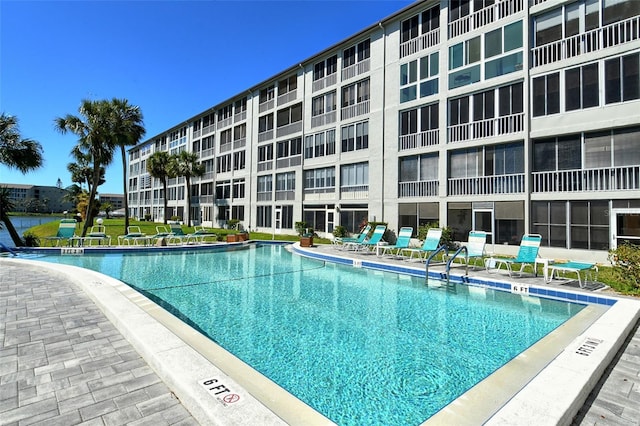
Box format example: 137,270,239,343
0,262,198,426
1,254,639,425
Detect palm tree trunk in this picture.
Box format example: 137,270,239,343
121,145,130,231
82,165,101,236
185,176,191,226
0,215,24,247
162,179,168,224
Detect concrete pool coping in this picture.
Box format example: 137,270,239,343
4,243,640,425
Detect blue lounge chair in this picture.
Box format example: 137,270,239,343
118,226,149,246
447,231,487,268
485,234,543,277
333,224,372,249
167,222,192,244
346,224,387,252
43,219,78,246
547,261,598,288
378,227,413,257
73,224,111,246
401,228,443,261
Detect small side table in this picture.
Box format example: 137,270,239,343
535,258,553,282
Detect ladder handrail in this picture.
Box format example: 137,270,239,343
446,245,469,286
425,244,448,283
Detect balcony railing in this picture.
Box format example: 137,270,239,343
399,129,439,151
201,147,214,159
219,142,232,153
193,129,201,139
275,190,295,201
449,0,524,39
340,185,369,200
276,155,302,169
257,192,272,201
448,173,525,196
202,124,215,136
312,73,337,92
448,113,524,143
304,188,336,201
259,99,274,113
341,100,370,121
257,161,273,172
233,138,246,149
277,90,297,106
258,130,274,142
400,28,440,58
199,195,214,204
532,166,640,193
311,110,337,128
276,121,303,138
399,180,439,197
532,16,640,67
341,58,370,81
234,111,247,123
217,116,233,129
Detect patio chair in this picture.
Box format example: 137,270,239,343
547,261,598,288
400,228,443,261
118,226,149,246
333,224,372,249
485,234,543,277
76,224,111,246
446,230,487,268
43,219,78,246
378,227,413,257
167,222,193,244
150,225,172,245
190,226,218,243
345,224,387,252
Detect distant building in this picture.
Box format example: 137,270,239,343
1,183,74,213
98,193,125,211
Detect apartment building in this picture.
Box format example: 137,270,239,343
127,0,640,261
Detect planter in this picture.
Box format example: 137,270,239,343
237,232,249,241
300,236,314,247
227,234,239,243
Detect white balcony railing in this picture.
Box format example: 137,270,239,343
202,124,215,136
532,16,640,67
219,142,232,153
201,148,214,158
276,121,303,138
257,192,272,202
193,129,201,139
312,73,337,92
276,155,302,169
311,110,337,128
234,111,247,123
217,116,233,129
277,90,297,106
341,58,370,81
341,100,370,120
449,0,524,39
258,130,274,142
259,99,274,113
448,173,525,196
233,138,246,149
400,28,440,58
275,190,295,201
532,166,640,193
340,185,369,200
399,180,439,197
257,161,273,172
448,113,524,143
399,129,439,151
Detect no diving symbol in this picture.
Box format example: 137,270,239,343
223,394,240,404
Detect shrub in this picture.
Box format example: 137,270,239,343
170,215,181,222
227,219,240,230
608,243,640,294
295,221,308,236
23,231,40,247
418,222,456,250
333,225,348,238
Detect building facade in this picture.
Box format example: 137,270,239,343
1,183,74,213
127,0,640,261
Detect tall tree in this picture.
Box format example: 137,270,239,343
170,150,205,226
0,113,44,246
146,151,175,224
109,98,145,232
55,99,116,236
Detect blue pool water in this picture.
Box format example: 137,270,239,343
34,244,585,425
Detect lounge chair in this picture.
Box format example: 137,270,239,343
547,261,598,288
378,227,413,257
43,219,78,246
333,224,372,249
400,228,443,261
346,224,387,252
485,234,542,277
72,224,111,246
149,225,172,244
118,226,149,246
190,226,218,243
447,230,487,268
167,222,192,244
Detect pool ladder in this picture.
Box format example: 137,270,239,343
425,245,470,286
424,245,448,284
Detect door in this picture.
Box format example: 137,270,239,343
274,206,282,235
327,211,335,234
473,208,494,249
611,208,640,249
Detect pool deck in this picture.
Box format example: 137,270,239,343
1,242,640,425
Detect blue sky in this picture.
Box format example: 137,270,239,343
0,0,414,194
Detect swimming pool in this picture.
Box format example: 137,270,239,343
34,244,586,425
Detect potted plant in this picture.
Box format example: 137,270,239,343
300,229,314,247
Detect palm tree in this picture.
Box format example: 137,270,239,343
0,113,44,246
109,98,145,232
55,99,116,236
170,150,205,226
146,151,175,224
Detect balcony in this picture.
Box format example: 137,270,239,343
234,111,247,123
193,129,201,139
448,173,525,196
257,161,273,172
311,110,337,128
276,155,302,169
275,190,295,201
341,100,370,121
277,90,297,106
258,130,274,142
399,129,439,151
217,117,233,129
341,58,370,81
257,192,272,202
340,185,369,200
312,73,337,93
304,188,336,201
532,16,640,67
233,138,246,149
276,121,303,138
400,28,440,59
202,123,215,136
201,147,214,159
448,0,524,39
448,113,524,143
398,180,439,197
259,99,274,113
532,166,640,193
219,142,232,153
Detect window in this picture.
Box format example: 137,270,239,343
532,73,560,116
565,63,599,111
257,175,273,193
313,55,338,81
401,15,419,43
216,153,232,173
399,153,438,182
259,85,275,103
340,162,369,187
449,0,470,22
484,21,524,79
256,206,272,227
233,151,245,170
400,103,439,136
342,79,370,107
448,96,469,126
217,104,232,121
605,53,640,104
533,200,608,250
311,92,336,117
449,36,480,70
533,136,581,172
215,180,231,199
304,130,336,159
258,144,273,162
304,167,336,190
276,172,295,191
258,114,274,133
341,121,369,152
220,129,232,145
276,137,302,159
278,75,297,94
233,124,246,141
234,98,247,114
498,82,523,116
276,103,302,127
400,52,439,102
343,39,370,68
232,178,245,199
231,205,245,221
